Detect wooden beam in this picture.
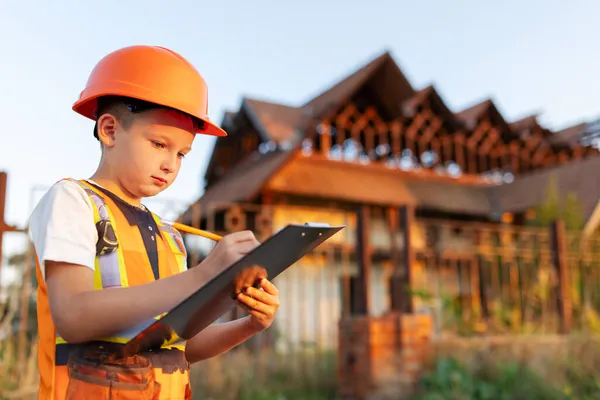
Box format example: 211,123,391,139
332,125,344,148
408,112,426,141
478,128,500,154
488,148,500,170
466,120,492,149
430,137,442,166
0,171,5,298
531,143,549,166
466,145,478,174
0,172,22,299
520,147,531,172
452,133,466,172
418,116,442,146
390,120,402,155
387,207,401,311
319,123,331,154
524,132,543,150
350,205,371,315
390,205,415,313
550,220,572,334
376,123,389,154
364,126,375,155
441,136,453,165
364,106,378,120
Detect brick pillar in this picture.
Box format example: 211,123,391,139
338,313,433,399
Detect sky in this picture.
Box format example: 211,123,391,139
1,0,599,285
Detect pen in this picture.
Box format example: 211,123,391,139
168,221,223,242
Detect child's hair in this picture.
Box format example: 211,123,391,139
93,95,206,140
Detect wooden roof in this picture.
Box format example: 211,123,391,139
183,146,600,225
455,99,494,129
509,115,540,134
301,51,414,121
181,147,499,225
489,155,600,221
226,55,584,150
220,50,417,147
548,123,588,147
186,50,598,225
243,98,305,143
179,149,294,223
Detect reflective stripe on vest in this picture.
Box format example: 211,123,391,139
54,179,187,351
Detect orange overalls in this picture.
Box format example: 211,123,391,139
35,179,192,399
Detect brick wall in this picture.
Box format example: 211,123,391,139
338,313,433,400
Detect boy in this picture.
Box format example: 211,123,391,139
28,45,280,399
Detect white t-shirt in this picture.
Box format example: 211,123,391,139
28,179,98,282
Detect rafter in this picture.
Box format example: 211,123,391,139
311,100,596,179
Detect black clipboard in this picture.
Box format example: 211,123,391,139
119,223,345,357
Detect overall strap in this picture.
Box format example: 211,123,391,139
152,213,188,274
65,178,129,289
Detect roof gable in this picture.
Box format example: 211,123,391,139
239,51,417,143
190,49,599,225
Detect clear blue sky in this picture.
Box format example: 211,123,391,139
1,0,599,281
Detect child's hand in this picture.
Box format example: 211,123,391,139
236,278,280,333
199,231,261,277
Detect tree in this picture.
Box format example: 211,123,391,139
527,175,586,230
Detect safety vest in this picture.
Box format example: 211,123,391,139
35,179,192,400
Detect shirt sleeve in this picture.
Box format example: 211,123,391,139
28,179,98,282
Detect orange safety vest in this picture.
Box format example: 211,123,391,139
35,179,192,399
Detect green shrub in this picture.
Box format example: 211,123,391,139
413,357,568,400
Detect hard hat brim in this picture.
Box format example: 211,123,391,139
73,87,228,137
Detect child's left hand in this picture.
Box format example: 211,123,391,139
236,278,280,333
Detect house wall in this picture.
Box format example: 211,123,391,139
267,204,490,349
272,252,394,352
269,204,396,351
209,200,534,349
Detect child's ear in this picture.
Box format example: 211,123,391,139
97,113,118,148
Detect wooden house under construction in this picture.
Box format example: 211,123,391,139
178,51,600,348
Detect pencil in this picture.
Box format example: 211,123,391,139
171,221,223,242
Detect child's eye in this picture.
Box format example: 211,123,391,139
178,152,186,159
152,141,165,149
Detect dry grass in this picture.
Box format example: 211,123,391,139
4,328,600,399
429,334,600,386
0,289,39,400
189,346,338,400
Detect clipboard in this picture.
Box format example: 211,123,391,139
119,223,345,357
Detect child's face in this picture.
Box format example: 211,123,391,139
101,108,195,199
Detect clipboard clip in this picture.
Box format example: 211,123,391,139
304,222,331,227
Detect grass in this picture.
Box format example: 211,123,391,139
189,335,600,399
189,346,338,400
413,357,567,400
3,332,600,399
4,302,600,400
414,334,600,400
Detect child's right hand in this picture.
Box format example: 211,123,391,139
197,230,261,277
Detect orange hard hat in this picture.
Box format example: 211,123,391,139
72,45,227,137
